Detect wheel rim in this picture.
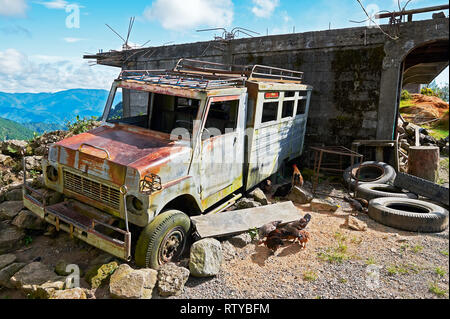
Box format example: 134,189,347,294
158,226,186,265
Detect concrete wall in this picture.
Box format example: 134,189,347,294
93,17,449,153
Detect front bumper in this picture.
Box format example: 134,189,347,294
23,184,131,261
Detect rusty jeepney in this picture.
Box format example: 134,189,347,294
23,59,312,269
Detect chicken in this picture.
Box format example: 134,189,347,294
286,213,312,230
260,233,285,253
273,182,292,198
258,220,283,244
292,164,304,188
260,179,272,193
354,198,369,209
298,230,311,248
344,196,367,214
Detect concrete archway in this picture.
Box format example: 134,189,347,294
376,17,449,140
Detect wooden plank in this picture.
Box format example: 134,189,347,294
191,201,303,238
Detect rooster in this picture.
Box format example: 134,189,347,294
286,213,312,230
298,230,311,248
292,164,304,188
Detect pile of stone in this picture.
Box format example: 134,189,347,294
397,120,449,172
398,121,449,154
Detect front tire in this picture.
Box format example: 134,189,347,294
135,210,191,269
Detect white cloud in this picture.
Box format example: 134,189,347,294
0,0,28,17
35,0,68,9
252,0,279,18
0,49,27,73
63,37,84,43
143,0,234,31
0,49,119,93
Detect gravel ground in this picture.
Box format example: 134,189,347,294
1,181,448,300
173,182,449,300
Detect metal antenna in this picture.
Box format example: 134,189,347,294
125,16,135,49
105,23,127,43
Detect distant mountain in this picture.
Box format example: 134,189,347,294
0,89,112,126
0,117,34,141
23,122,66,134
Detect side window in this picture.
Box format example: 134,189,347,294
296,98,308,115
107,88,124,121
261,102,279,123
282,100,295,118
203,99,239,138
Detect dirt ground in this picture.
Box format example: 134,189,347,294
173,182,449,299
1,180,448,300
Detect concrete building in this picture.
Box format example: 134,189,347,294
86,15,449,157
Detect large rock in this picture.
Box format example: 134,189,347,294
287,186,314,204
10,262,66,298
157,263,190,297
0,262,26,288
310,198,339,212
221,241,237,261
50,288,87,299
5,188,23,201
12,210,46,230
249,188,269,206
189,238,223,277
0,253,16,270
85,261,119,289
109,264,158,299
344,215,367,231
0,224,25,254
1,140,28,156
0,201,24,220
0,154,15,168
227,233,253,248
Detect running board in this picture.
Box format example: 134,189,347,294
191,201,301,239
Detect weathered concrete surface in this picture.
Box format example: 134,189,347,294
86,18,449,151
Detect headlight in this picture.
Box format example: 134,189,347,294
46,166,59,182
126,195,145,215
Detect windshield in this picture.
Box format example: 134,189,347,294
105,87,201,135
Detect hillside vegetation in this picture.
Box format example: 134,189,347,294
0,117,34,141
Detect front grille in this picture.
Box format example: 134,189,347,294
64,170,121,210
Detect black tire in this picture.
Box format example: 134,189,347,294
135,210,191,269
368,197,449,233
343,161,396,189
356,183,418,201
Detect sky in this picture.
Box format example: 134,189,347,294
0,0,448,93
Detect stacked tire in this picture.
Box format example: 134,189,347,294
344,161,449,233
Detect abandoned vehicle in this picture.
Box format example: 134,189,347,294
22,59,313,269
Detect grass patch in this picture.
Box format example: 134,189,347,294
366,257,377,265
429,282,448,297
412,245,423,253
303,270,318,282
387,263,420,276
435,267,446,277
350,236,362,245
339,278,348,284
318,248,349,264
439,250,449,257
400,99,415,109
426,127,449,140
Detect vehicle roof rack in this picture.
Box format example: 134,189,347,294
174,59,304,82
118,69,246,90
118,59,304,90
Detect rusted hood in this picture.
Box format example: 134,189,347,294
55,124,191,185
